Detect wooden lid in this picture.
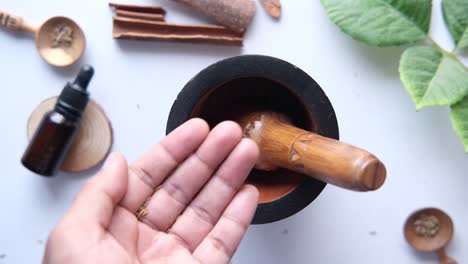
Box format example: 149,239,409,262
27,96,113,173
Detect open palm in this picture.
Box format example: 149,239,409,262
43,119,260,264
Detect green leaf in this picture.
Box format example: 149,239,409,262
399,46,468,110
458,30,468,49
451,96,468,152
320,0,432,46
442,0,468,49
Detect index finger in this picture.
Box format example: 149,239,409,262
120,118,210,213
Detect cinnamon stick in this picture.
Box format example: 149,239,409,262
115,10,165,22
109,3,166,15
259,0,281,18
113,17,243,46
171,0,255,33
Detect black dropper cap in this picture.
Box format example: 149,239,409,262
56,65,94,117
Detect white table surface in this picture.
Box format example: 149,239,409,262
1,0,467,263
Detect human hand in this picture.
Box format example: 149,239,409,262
43,119,260,264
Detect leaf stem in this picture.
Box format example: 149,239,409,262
429,37,467,69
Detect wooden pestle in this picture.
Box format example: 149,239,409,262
170,0,256,33
238,112,386,192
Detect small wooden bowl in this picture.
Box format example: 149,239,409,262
0,11,85,67
36,16,86,67
167,55,339,224
404,208,454,252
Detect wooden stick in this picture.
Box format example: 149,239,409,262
259,0,281,19
115,10,165,22
113,17,243,46
171,0,256,33
437,249,458,264
109,3,166,15
238,112,386,192
0,10,36,33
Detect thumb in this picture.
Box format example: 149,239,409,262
67,152,128,228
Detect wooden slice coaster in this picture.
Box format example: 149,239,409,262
27,96,113,173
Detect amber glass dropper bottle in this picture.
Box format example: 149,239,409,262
21,65,94,177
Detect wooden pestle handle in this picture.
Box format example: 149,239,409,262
0,11,35,33
171,0,255,33
238,112,386,192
